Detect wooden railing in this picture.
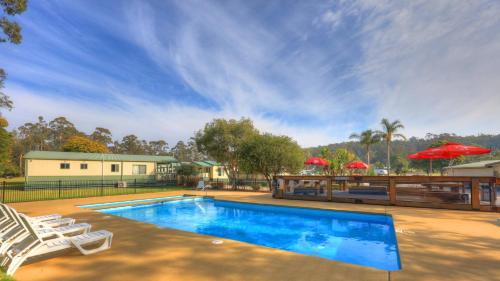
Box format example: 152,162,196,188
273,175,499,212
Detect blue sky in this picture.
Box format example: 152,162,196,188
1,0,500,147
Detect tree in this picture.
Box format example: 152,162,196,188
194,118,258,189
377,119,406,175
0,116,15,175
48,117,81,149
330,148,357,176
0,0,26,43
0,69,12,110
373,161,385,169
187,139,205,161
114,134,145,154
0,0,28,111
319,147,335,175
175,163,197,176
349,129,380,166
240,133,304,189
391,154,409,175
147,140,169,155
171,141,189,161
90,127,113,146
17,116,50,151
62,136,108,153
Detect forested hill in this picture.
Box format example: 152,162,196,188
306,133,500,165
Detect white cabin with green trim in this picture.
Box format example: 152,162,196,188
24,151,178,182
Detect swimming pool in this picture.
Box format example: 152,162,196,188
98,197,401,271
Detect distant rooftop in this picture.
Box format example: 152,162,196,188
192,160,222,167
24,151,177,163
447,160,500,169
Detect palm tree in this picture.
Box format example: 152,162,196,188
377,119,406,175
349,130,380,166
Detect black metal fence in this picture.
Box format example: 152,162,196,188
1,179,179,203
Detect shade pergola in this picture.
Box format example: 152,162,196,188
408,142,491,174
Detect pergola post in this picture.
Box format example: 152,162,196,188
471,178,480,210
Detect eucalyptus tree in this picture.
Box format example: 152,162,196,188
194,118,258,189
90,127,113,146
48,117,81,149
0,0,28,111
239,133,304,189
114,134,145,154
171,141,189,161
377,118,406,175
349,129,380,166
147,140,169,156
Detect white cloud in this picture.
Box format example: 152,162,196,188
3,0,500,149
6,85,340,147
321,10,343,29
352,0,500,136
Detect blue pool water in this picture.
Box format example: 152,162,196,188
99,198,401,271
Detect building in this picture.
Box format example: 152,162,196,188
24,151,178,182
446,160,500,177
191,160,228,181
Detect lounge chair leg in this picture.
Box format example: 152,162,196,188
72,236,112,255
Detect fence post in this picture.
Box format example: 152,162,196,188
58,180,62,199
2,181,5,203
389,178,396,205
327,178,332,201
134,179,137,193
100,180,104,196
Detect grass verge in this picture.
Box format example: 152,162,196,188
2,186,186,203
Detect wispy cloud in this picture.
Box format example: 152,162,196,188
1,0,499,147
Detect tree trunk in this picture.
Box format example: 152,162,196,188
366,148,371,166
265,176,273,192
386,141,391,175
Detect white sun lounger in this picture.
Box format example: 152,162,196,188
0,204,73,229
33,217,75,228
29,214,62,222
2,214,112,275
0,205,91,255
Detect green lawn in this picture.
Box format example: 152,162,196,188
2,186,186,203
0,177,24,183
0,271,15,281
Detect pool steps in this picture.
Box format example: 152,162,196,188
88,195,211,210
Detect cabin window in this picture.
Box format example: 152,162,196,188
111,164,120,172
60,163,70,169
133,165,147,175
80,163,88,170
217,167,223,176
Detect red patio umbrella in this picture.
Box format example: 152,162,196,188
304,157,329,166
408,142,491,174
345,161,369,169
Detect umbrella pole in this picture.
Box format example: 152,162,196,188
429,159,433,175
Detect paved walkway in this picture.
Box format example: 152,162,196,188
8,190,500,281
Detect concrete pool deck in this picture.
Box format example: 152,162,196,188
8,190,500,281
